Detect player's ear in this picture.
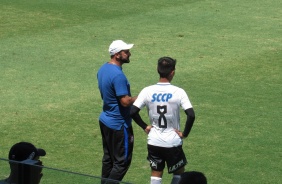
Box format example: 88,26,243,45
171,70,175,76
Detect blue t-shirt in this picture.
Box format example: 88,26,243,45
97,62,132,130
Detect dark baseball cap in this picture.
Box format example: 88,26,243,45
9,142,46,161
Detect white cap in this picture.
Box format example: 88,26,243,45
109,40,134,56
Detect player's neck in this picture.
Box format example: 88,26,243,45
159,78,171,83
159,73,174,83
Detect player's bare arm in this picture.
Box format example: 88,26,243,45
119,95,137,107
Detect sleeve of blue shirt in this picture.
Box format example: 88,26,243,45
113,73,131,97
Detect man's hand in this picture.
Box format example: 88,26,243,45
144,125,152,134
174,129,186,139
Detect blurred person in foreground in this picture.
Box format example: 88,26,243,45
179,171,207,184
130,57,196,184
0,142,46,184
97,40,137,183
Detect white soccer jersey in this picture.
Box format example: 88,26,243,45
133,82,193,147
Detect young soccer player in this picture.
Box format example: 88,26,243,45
130,56,196,184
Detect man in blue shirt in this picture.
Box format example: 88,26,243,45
97,40,137,183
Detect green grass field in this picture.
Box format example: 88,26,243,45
0,0,281,183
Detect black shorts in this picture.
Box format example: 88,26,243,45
147,144,187,174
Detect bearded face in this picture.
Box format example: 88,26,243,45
117,50,131,63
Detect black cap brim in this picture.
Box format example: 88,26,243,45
37,148,46,157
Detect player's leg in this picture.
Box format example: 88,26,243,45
99,121,113,181
171,166,185,184
108,126,134,181
165,145,187,184
147,145,166,184
151,170,163,184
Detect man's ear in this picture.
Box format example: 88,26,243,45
171,70,175,76
115,52,121,60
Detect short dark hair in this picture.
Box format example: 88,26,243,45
157,57,176,78
179,171,207,184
